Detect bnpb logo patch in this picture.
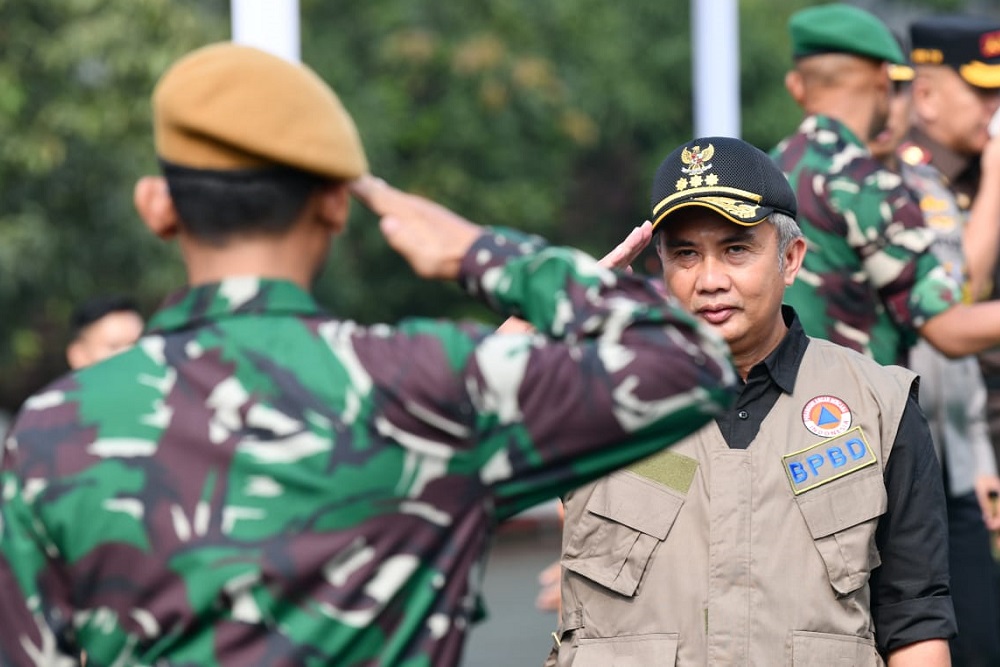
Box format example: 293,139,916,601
802,395,852,437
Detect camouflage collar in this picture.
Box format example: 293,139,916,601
146,278,325,334
803,114,865,150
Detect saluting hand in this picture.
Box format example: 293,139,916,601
350,175,482,280
495,221,656,335
599,220,654,272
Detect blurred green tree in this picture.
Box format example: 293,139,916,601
0,0,228,407
0,0,981,410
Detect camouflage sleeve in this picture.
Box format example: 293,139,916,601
830,172,960,332
0,439,77,664
352,228,737,520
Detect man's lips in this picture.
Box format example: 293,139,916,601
696,305,736,325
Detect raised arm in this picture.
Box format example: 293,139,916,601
963,134,1000,301
351,177,736,518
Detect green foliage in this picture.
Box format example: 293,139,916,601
0,0,978,409
0,0,227,405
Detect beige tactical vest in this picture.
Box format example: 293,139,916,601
549,338,914,667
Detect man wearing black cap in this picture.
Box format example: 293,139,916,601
897,15,1000,667
546,136,954,666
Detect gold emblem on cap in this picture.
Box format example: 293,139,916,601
705,174,719,186
675,177,688,191
690,174,703,187
911,48,943,65
699,196,760,220
680,144,714,176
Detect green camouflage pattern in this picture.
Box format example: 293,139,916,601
0,228,736,666
771,115,961,366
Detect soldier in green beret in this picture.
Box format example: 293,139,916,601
0,43,738,666
772,6,1000,412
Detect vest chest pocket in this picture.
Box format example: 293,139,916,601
793,466,886,596
562,471,685,597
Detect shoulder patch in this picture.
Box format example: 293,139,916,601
802,395,852,437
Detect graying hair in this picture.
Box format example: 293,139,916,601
770,211,803,273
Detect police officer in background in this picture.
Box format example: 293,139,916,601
546,137,955,666
772,4,1000,368
0,43,738,667
897,16,1000,667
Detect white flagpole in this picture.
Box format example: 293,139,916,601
692,0,741,138
231,0,301,62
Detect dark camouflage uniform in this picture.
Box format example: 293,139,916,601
771,115,961,366
0,229,735,667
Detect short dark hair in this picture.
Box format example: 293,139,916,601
161,160,329,246
70,295,141,339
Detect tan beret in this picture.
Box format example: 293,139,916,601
153,42,368,180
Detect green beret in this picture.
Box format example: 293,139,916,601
153,43,368,180
789,3,905,65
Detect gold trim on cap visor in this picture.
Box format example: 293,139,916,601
959,60,1000,89
652,185,763,216
888,64,915,82
651,197,765,229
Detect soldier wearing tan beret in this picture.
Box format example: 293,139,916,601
0,43,739,666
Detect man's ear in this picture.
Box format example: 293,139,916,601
782,236,808,285
315,181,351,235
66,340,89,370
785,70,806,107
133,176,180,239
910,71,938,124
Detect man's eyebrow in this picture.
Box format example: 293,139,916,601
664,228,757,249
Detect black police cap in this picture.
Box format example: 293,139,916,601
650,136,797,231
910,15,1000,89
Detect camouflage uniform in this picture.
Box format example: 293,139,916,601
0,228,735,667
771,114,961,366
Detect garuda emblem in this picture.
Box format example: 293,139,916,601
681,144,714,176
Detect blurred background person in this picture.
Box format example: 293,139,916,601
867,52,914,170
66,294,144,369
773,4,1000,368
897,16,1000,667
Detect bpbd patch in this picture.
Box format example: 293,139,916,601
782,427,876,495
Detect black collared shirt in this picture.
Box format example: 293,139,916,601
718,306,956,654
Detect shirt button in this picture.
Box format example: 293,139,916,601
737,410,749,420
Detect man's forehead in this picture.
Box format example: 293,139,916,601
660,215,763,243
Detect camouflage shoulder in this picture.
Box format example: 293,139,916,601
898,141,931,167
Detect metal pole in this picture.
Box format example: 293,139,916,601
692,0,741,138
231,0,301,63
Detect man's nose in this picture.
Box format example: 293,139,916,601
696,256,731,292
